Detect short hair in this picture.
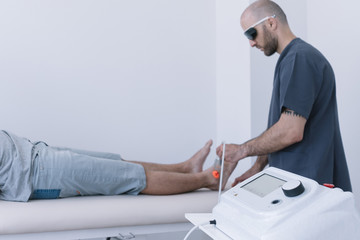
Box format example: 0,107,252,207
247,0,288,25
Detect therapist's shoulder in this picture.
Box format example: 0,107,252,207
293,39,328,63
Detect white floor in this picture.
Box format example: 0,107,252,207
83,229,211,240
0,224,212,240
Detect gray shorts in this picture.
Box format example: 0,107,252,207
30,143,147,199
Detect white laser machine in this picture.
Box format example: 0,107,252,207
186,167,360,240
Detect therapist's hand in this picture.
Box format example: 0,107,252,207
232,166,261,187
232,155,268,187
216,143,247,163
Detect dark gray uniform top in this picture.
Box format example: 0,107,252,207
268,38,352,191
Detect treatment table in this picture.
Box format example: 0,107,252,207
0,189,217,240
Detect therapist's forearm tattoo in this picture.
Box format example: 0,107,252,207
282,109,303,118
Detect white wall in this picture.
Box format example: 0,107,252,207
0,0,255,182
307,0,360,211
216,0,252,178
0,0,217,165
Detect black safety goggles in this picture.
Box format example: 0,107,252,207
244,15,276,40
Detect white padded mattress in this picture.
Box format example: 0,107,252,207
0,189,218,235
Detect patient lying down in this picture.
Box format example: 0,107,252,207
0,130,237,202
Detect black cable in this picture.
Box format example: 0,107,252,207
209,219,216,225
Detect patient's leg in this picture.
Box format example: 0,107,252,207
126,140,213,174
140,161,237,194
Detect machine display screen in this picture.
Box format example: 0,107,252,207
241,174,286,197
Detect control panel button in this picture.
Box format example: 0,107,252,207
271,199,281,205
282,180,305,197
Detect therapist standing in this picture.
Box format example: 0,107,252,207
216,0,352,191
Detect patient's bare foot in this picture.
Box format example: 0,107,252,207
183,140,213,173
206,161,238,191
